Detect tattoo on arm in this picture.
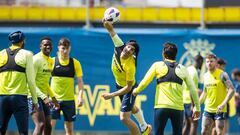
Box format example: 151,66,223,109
221,72,234,90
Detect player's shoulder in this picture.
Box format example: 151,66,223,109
20,48,34,56
154,61,165,66
33,52,42,59
176,63,187,70
72,58,81,66
0,49,6,54
72,58,80,63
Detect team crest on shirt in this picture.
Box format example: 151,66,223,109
179,39,216,82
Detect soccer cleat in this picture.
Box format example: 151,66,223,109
141,124,152,135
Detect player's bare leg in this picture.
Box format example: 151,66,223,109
120,111,141,135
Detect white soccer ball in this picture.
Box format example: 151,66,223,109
104,7,120,24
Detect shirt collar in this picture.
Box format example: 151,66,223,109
41,51,49,60
165,59,176,63
10,45,21,50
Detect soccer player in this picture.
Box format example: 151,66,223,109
217,58,226,71
231,69,240,127
133,42,201,135
214,58,229,135
182,54,203,135
29,37,59,135
101,20,152,135
0,31,38,135
200,54,235,135
51,38,84,135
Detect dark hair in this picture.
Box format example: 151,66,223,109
232,68,240,77
217,58,226,65
126,39,140,66
163,42,177,60
8,31,25,44
206,54,217,60
59,38,71,47
194,54,203,69
194,54,203,62
40,37,52,42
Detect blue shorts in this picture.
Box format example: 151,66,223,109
28,98,51,116
203,111,226,120
0,95,28,135
116,83,137,112
51,100,76,122
184,103,192,118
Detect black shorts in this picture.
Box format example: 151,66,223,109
184,103,192,118
28,98,51,116
51,100,76,122
116,83,137,112
203,111,226,120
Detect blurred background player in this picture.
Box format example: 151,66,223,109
29,37,60,135
200,54,235,135
101,21,152,135
217,58,227,70
0,31,38,135
182,54,203,135
215,58,230,135
231,69,240,128
133,42,201,135
51,38,84,135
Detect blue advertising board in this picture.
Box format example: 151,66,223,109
0,28,239,133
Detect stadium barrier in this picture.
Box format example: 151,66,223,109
0,6,240,22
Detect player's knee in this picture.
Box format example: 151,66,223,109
201,127,209,135
36,122,45,132
131,106,139,114
215,130,223,135
120,115,130,124
215,125,224,135
36,121,45,131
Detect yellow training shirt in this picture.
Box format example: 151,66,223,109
135,60,200,111
0,45,38,103
33,51,55,99
51,56,83,101
203,68,227,113
111,56,136,87
183,66,199,104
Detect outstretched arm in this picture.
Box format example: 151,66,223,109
102,81,134,100
103,21,124,47
217,72,235,113
133,63,156,96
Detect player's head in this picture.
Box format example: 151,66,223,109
231,68,240,81
8,31,25,48
40,37,53,56
194,54,203,70
217,58,226,70
205,54,217,71
58,38,71,57
123,40,139,62
162,42,177,60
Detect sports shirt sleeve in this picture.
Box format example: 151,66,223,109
111,34,124,47
135,62,156,93
73,59,83,78
26,52,38,104
184,68,200,111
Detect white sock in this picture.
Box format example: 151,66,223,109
133,109,148,132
